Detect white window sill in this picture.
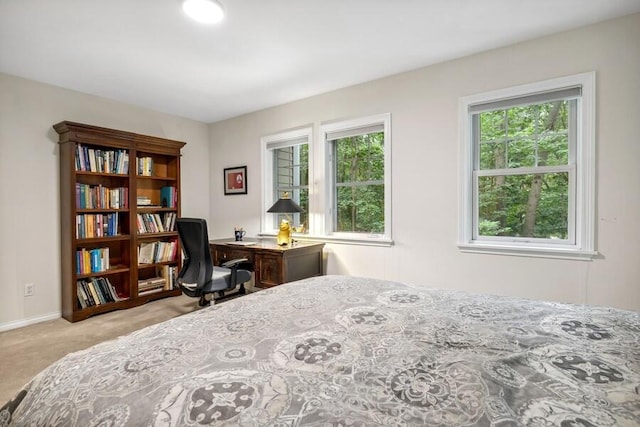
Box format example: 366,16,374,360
457,242,597,260
259,232,394,247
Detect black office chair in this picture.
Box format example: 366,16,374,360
176,218,252,307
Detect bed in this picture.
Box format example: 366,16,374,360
3,275,639,426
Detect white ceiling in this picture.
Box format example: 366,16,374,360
1,1,639,123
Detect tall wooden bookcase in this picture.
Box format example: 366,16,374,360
54,121,186,322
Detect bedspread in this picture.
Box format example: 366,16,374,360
3,275,639,426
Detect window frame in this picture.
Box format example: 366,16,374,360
458,73,596,260
320,113,393,244
260,127,312,235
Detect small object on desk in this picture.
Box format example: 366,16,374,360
226,241,257,246
234,227,246,241
276,220,292,246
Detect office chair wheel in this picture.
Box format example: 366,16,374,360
198,295,210,307
239,284,246,295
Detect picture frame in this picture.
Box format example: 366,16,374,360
224,166,247,195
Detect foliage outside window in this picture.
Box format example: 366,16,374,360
322,113,392,242
476,100,573,240
459,73,596,259
332,131,385,233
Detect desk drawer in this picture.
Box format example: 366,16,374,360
212,247,254,266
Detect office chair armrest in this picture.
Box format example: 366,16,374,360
222,258,249,290
222,258,248,268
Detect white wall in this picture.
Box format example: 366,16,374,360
0,74,210,330
209,13,640,311
1,14,637,331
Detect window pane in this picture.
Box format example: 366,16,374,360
539,133,568,166
335,133,384,183
477,172,569,239
336,184,384,233
479,100,570,170
333,131,385,234
480,110,506,142
479,141,506,170
273,144,309,233
507,138,535,168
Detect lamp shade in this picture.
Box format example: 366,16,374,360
267,197,302,214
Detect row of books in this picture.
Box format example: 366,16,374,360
138,241,178,264
138,266,177,295
160,186,177,208
76,277,124,308
76,213,120,239
75,144,129,174
137,156,154,176
162,265,178,291
76,183,129,209
137,212,176,234
76,247,110,275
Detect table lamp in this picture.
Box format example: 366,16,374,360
267,192,302,246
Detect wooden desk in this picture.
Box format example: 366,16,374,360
209,239,325,288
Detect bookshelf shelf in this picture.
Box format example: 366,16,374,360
137,207,177,212
76,171,129,178
138,261,177,268
77,265,130,279
76,208,131,213
136,175,178,181
137,231,178,238
55,121,186,322
76,235,131,244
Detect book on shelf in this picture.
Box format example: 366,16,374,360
138,276,166,293
138,286,165,296
138,242,155,264
160,265,178,290
76,277,124,308
160,186,177,208
137,157,154,176
76,286,88,309
76,247,110,275
75,144,129,174
138,277,165,287
136,196,152,206
138,240,178,264
76,184,128,209
136,212,176,234
76,213,120,238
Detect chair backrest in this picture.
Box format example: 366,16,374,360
176,218,213,289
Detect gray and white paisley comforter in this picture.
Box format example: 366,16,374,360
3,275,640,426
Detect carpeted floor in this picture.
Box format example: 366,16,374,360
0,289,256,404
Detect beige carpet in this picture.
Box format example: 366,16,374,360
0,290,255,405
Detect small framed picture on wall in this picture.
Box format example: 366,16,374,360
224,166,247,195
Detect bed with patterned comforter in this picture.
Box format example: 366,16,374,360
2,275,639,426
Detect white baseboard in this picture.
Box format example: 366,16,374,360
0,311,61,332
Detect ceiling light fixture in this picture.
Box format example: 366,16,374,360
182,0,225,24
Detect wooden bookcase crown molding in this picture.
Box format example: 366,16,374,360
54,121,186,322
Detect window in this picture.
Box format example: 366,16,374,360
321,113,392,243
261,114,392,246
261,127,311,234
459,73,595,259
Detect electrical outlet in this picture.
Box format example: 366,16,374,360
24,283,34,297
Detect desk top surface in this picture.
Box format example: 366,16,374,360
209,238,324,251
